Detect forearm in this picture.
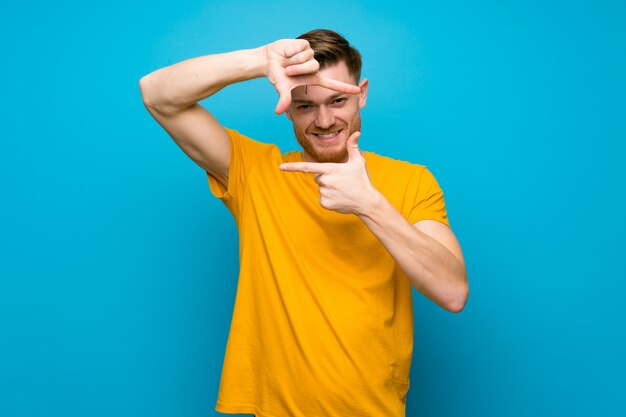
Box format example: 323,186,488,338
139,46,266,115
358,191,468,312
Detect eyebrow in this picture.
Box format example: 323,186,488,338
292,92,346,104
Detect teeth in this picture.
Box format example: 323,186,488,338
314,130,340,139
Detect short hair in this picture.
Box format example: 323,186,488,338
297,29,362,83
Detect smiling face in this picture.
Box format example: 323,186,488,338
286,61,368,163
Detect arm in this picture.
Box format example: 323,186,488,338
138,40,360,187
358,197,468,313
139,47,264,187
279,132,469,313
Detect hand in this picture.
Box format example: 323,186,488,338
263,39,361,114
278,132,380,215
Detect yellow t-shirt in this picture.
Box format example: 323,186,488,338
207,128,449,417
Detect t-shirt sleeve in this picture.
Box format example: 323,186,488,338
406,166,449,227
206,128,271,216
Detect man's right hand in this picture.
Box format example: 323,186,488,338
263,39,361,114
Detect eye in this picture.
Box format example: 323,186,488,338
332,97,347,106
297,104,312,110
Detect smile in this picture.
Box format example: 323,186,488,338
311,129,342,140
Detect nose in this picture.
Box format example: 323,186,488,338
314,106,335,129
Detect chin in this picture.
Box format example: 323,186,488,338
311,146,348,163
305,136,348,162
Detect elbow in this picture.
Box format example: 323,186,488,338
445,276,469,314
139,75,155,109
447,293,468,313
138,75,182,117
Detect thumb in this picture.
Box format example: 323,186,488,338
346,131,362,160
273,83,292,115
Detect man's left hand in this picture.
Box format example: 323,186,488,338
279,132,380,215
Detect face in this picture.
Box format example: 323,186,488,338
286,62,368,163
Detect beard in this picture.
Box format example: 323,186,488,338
293,113,362,163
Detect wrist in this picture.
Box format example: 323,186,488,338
254,45,269,77
357,188,385,219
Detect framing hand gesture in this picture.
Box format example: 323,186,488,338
264,39,361,114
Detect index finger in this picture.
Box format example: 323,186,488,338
311,75,361,95
279,162,331,174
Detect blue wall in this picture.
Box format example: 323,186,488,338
1,1,624,416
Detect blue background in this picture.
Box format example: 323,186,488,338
1,1,625,416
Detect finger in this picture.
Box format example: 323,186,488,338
273,83,292,114
285,47,315,66
283,39,310,58
286,59,320,76
279,162,330,174
274,94,291,114
312,75,361,94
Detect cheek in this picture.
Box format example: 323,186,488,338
338,108,358,124
293,115,315,131
340,102,359,117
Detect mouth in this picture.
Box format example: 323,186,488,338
309,129,344,142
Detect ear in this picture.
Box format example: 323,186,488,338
285,108,293,121
357,78,369,109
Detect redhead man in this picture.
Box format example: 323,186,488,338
140,29,468,417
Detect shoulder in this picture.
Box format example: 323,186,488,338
364,151,428,177
282,150,302,163
224,127,274,148
224,127,282,158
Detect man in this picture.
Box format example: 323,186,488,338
140,29,468,417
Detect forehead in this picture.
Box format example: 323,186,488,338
291,61,356,102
